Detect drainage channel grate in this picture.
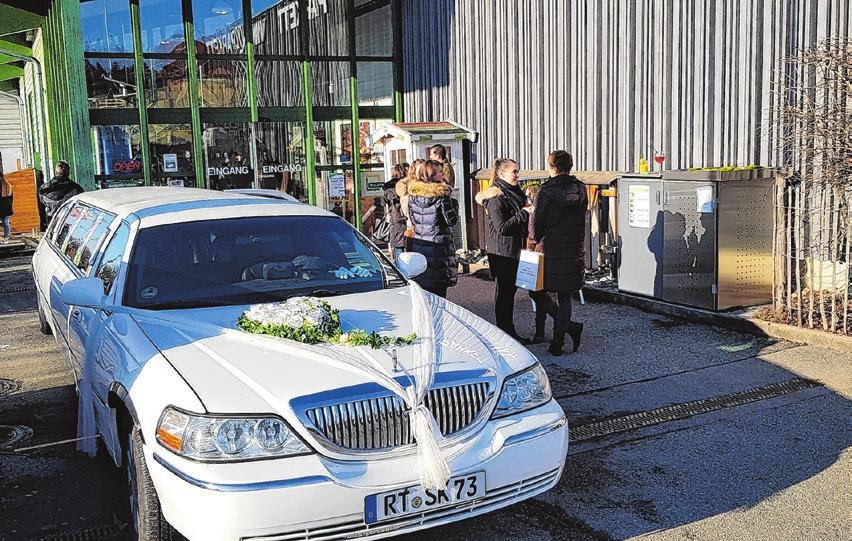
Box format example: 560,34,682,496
29,524,124,541
0,424,33,449
0,378,22,395
0,285,36,294
570,378,822,442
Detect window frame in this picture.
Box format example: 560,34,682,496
75,210,118,274
94,220,132,296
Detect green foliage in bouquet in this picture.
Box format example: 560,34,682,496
237,299,417,349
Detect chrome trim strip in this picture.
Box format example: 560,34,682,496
152,454,331,492
503,417,568,447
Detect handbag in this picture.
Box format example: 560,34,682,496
515,249,544,291
372,212,391,244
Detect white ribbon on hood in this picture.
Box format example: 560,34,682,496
345,280,450,490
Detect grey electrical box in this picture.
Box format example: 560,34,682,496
616,169,775,310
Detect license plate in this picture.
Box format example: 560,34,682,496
364,472,486,524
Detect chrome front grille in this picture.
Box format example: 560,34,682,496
303,382,490,451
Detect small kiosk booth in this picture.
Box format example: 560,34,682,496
369,121,478,250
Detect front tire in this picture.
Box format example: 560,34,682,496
126,426,183,541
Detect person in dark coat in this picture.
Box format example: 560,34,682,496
525,183,548,343
382,162,409,262
530,150,588,355
0,174,13,243
38,161,84,222
475,158,531,342
407,159,458,297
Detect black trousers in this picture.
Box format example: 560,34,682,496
529,290,573,334
487,253,519,334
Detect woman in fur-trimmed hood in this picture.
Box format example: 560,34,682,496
406,159,459,297
475,159,531,341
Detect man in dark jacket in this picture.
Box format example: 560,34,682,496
475,158,530,342
38,161,84,222
530,151,587,355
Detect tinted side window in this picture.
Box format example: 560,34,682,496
76,211,116,272
46,201,73,241
63,206,100,263
54,204,84,249
96,222,130,295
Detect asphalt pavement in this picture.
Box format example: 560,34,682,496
1,256,850,541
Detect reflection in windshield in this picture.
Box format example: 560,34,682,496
124,215,404,309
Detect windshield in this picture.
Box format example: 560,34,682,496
124,215,405,309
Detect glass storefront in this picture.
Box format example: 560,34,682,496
80,0,398,230
149,123,195,186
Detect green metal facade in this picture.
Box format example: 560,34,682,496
42,0,95,189
14,0,402,228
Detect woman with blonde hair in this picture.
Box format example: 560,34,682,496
406,159,458,297
475,158,531,342
0,174,13,243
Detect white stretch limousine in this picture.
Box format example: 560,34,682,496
31,188,568,541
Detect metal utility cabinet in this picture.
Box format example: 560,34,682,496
616,169,776,310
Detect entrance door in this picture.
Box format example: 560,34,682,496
203,123,254,190
255,121,308,200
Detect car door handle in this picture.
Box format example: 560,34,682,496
71,309,82,321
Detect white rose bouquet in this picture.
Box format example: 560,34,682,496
238,297,416,349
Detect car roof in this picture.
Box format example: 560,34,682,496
74,187,333,225
224,188,300,202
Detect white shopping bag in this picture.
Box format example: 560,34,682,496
515,249,544,291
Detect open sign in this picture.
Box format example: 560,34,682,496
113,160,142,174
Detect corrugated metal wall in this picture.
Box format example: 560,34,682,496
402,0,851,172
0,96,23,149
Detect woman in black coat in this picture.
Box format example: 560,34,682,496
475,158,530,341
530,150,588,355
407,160,458,297
382,162,409,262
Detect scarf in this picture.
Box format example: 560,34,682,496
493,177,526,208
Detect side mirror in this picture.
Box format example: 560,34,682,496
60,277,106,309
397,252,427,278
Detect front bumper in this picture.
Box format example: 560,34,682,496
147,400,569,541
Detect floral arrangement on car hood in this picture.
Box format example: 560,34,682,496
236,284,451,491
237,296,417,349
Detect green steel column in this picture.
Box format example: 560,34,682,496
299,0,316,206
58,0,95,190
347,0,362,230
242,0,259,187
41,10,59,167
182,0,205,188
392,0,404,123
243,0,258,123
349,75,362,231
301,61,316,205
130,0,152,186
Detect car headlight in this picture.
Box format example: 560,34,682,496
492,363,552,418
156,407,312,461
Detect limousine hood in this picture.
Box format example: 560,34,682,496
130,288,536,419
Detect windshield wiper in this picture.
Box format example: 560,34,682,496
307,288,347,298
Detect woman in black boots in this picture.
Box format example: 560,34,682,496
530,150,587,355
475,158,531,343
